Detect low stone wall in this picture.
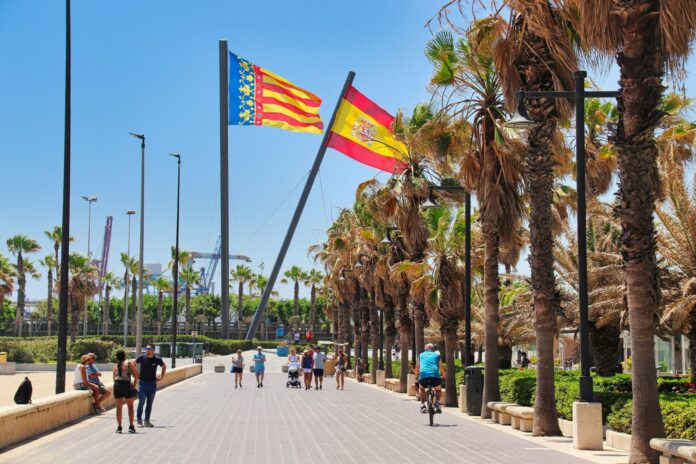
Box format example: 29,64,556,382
605,430,631,452
0,364,201,451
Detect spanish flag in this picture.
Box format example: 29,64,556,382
327,85,408,173
229,52,323,134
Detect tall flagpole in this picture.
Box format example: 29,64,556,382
219,39,230,339
246,71,356,340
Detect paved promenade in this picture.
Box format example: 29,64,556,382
0,350,599,464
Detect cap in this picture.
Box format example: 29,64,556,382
257,346,263,350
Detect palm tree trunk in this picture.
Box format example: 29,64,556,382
293,281,299,316
238,282,244,338
157,292,163,335
615,4,666,460
70,296,79,343
481,225,500,419
688,318,696,385
414,301,425,356
185,289,191,332
369,301,379,384
47,268,53,337
526,118,562,436
360,302,369,367
352,303,361,370
590,322,622,376
103,286,111,335
443,323,458,407
397,294,411,393
342,302,352,369
384,302,396,378
16,253,25,337
310,285,317,333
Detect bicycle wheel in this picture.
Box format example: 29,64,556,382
428,388,435,427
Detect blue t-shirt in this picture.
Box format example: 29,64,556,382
86,364,100,384
419,351,441,380
253,352,266,371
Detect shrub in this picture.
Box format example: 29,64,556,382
607,397,696,440
8,347,34,363
68,339,121,362
593,374,633,393
657,377,693,394
500,370,536,406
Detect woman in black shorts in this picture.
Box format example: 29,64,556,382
231,349,245,388
112,349,139,433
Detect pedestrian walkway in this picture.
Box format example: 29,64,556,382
0,355,596,464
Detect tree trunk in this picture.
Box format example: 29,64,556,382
615,3,666,461
342,302,352,369
360,301,369,368
352,303,361,370
526,117,562,436
16,253,24,337
688,321,696,385
397,294,411,393
590,322,622,376
498,344,513,369
310,285,317,333
481,225,500,419
156,291,163,335
103,286,111,335
444,324,458,407
293,281,299,316
70,296,79,343
185,289,191,332
369,301,379,384
238,282,244,339
47,268,53,337
384,302,396,378
414,301,425,357
477,344,483,363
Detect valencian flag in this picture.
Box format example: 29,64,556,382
327,85,408,173
228,52,323,134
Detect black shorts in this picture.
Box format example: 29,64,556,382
114,380,136,399
231,367,243,373
419,377,442,388
313,368,324,377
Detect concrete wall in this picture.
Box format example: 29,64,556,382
0,364,201,451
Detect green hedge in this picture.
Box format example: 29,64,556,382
499,370,536,406
607,396,696,440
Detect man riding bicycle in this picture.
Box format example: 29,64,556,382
414,343,445,414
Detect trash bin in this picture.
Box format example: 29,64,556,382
465,366,484,416
276,346,289,357
0,352,7,363
178,343,192,358
156,343,171,358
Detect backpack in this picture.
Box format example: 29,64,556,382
14,377,33,405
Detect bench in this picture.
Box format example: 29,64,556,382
506,406,534,432
384,378,400,392
650,438,696,463
486,402,516,425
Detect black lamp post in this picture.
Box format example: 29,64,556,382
169,153,181,368
422,185,473,368
507,71,619,402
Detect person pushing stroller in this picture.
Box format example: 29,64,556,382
286,348,301,388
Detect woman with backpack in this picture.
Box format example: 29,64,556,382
112,350,139,433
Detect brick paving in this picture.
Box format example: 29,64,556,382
0,352,594,464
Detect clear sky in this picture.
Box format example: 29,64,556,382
1,1,694,302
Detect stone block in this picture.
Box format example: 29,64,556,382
0,362,16,375
572,401,603,450
605,429,631,452
214,364,225,373
460,384,468,413
376,370,385,387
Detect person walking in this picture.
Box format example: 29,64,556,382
305,328,313,344
293,331,301,344
301,348,314,390
312,345,326,390
113,350,138,434
231,349,245,388
253,346,266,388
332,349,346,390
136,344,166,427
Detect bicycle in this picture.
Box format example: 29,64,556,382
419,378,442,427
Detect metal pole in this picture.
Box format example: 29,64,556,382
83,198,92,336
246,71,356,340
123,211,133,347
379,309,384,370
464,191,472,367
55,0,71,395
171,154,181,367
575,71,593,402
136,137,145,355
219,39,230,339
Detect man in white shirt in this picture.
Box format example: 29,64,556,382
312,346,326,390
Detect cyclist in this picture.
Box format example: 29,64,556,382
414,343,445,414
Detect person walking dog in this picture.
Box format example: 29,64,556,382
136,344,166,427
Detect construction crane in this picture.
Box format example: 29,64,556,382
92,216,113,297
189,236,251,295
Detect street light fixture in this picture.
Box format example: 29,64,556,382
505,70,619,402
381,226,398,244
505,98,537,131
123,210,136,347
129,132,146,355
81,195,97,336
168,153,181,368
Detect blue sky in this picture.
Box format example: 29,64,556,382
1,1,694,302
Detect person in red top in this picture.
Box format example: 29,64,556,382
305,328,313,343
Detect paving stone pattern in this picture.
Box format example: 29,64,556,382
0,357,593,464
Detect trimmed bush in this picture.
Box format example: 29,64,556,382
8,347,34,363
500,370,536,406
68,339,121,362
607,396,696,440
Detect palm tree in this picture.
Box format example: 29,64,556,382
39,255,57,336
7,235,41,336
180,268,201,333
230,264,254,336
0,254,15,312
152,276,170,335
426,25,526,419
120,252,138,335
65,253,98,342
304,269,324,333
44,226,73,277
281,266,307,317
101,271,121,335
570,3,696,459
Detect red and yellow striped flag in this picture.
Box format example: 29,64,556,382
327,85,408,173
229,52,323,134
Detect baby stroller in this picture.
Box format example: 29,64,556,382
286,363,302,388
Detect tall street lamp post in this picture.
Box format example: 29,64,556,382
123,210,135,347
422,184,472,367
129,132,146,356
81,195,97,336
169,153,181,368
507,70,619,402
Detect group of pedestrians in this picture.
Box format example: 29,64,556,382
73,343,167,434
